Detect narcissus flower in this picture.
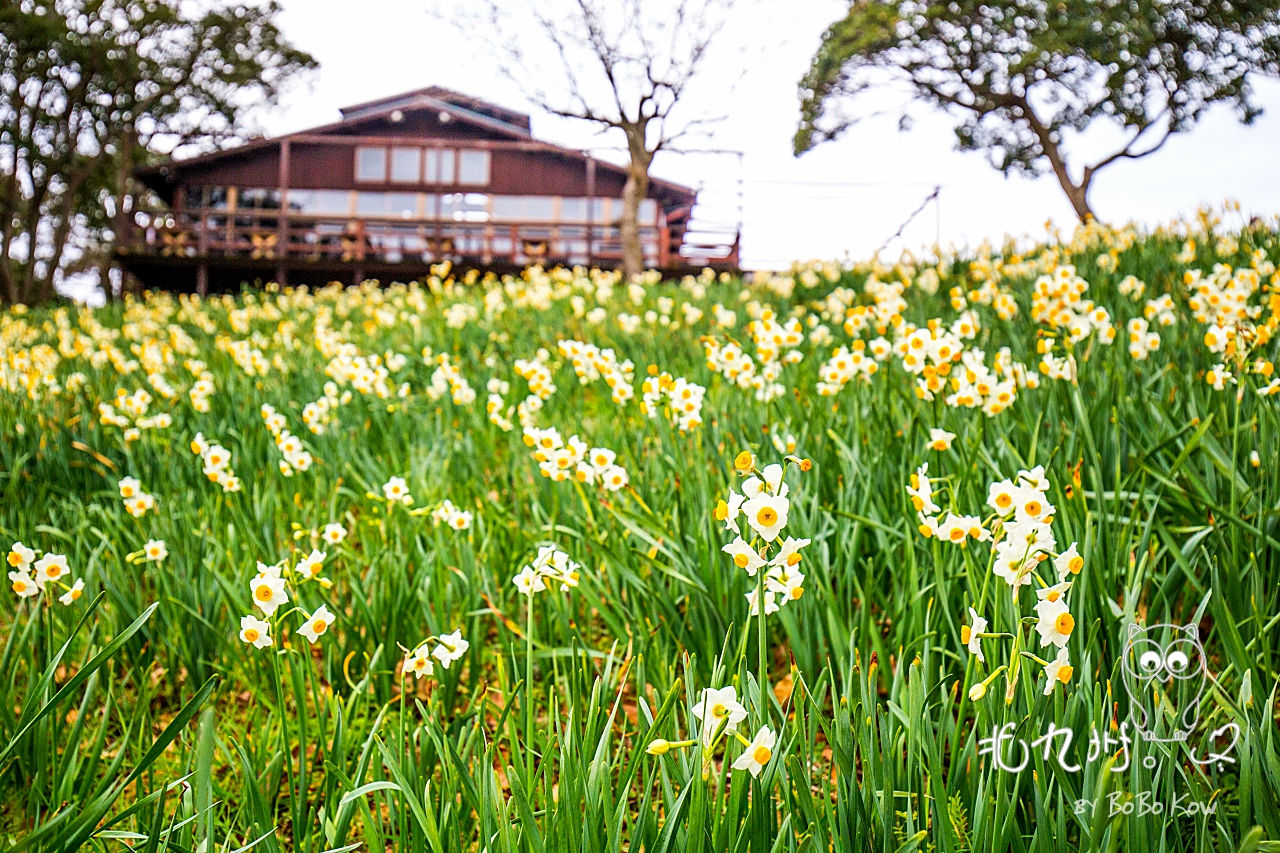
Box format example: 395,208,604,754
382,476,412,504
403,645,434,679
1043,648,1073,694
59,578,85,605
731,726,777,778
512,565,546,596
143,539,167,562
1034,583,1074,648
431,630,469,669
9,570,39,598
927,428,956,451
118,477,142,498
691,686,748,736
34,553,69,588
1054,543,1083,580
962,607,988,662
298,605,335,643
742,492,789,542
239,614,273,648
296,549,326,579
722,538,766,575
7,542,35,572
322,522,347,544
250,574,288,616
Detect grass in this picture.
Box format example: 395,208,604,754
1,209,1279,851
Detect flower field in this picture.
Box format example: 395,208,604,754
3,210,1280,851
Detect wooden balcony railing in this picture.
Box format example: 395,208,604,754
120,209,739,271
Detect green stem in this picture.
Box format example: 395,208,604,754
525,593,535,787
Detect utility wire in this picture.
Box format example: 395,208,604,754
875,186,941,257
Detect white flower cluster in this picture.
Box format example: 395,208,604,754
1126,318,1162,361
514,354,557,400
189,434,241,492
217,336,271,377
7,541,83,605
98,387,172,442
429,499,473,531
485,377,515,431
1143,294,1177,327
444,302,479,329
746,309,805,366
1118,274,1146,300
118,475,159,516
521,426,629,491
639,370,707,431
942,350,1023,417
1035,339,1078,382
702,338,787,403
512,544,581,595
425,353,475,405
302,381,350,435
717,457,807,615
816,343,883,396
403,630,469,679
616,313,642,334
557,339,636,405
261,404,315,476
187,366,215,413
1186,264,1263,326
1030,265,1117,345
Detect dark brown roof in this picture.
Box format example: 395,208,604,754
339,86,532,134
135,88,696,206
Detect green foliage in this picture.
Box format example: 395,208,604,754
0,0,315,305
1,217,1280,849
795,0,1280,219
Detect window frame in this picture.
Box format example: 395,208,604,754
355,146,388,183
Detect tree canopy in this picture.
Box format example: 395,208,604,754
795,0,1280,221
1,0,315,304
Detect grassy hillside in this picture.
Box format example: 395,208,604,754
2,208,1279,851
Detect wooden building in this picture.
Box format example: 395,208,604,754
120,87,739,292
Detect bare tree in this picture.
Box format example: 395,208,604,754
443,0,735,279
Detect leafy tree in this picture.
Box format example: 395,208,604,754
0,0,315,304
795,0,1280,221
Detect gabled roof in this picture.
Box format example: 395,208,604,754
136,87,697,207
339,86,532,134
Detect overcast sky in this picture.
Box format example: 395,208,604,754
258,0,1280,269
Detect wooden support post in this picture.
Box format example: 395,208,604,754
277,139,290,287
196,263,208,296
585,156,595,267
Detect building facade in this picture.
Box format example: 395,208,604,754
120,87,738,292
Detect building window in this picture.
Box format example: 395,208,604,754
390,147,421,183
491,195,556,222
237,188,283,210
425,149,456,184
441,193,489,221
355,146,387,182
458,150,491,186
288,189,352,215
356,191,419,218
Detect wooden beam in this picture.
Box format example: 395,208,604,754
277,139,290,286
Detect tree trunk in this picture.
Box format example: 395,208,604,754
619,123,653,281
1018,97,1096,223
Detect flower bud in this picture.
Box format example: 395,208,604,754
646,738,672,756
968,682,987,701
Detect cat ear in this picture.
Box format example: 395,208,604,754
1128,623,1143,640
1182,623,1199,642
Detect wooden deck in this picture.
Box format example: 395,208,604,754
117,209,739,292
